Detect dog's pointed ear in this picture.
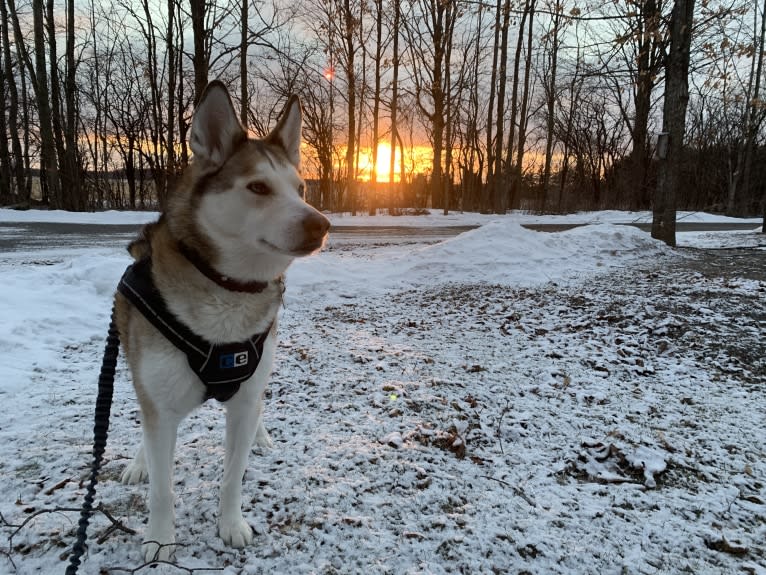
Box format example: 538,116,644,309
267,95,302,168
190,81,246,170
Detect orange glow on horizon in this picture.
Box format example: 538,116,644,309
355,143,433,183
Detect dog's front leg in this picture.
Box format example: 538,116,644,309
142,415,180,562
219,396,263,547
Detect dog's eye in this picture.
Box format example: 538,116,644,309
247,182,270,196
298,184,305,198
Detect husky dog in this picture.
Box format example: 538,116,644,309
115,81,329,562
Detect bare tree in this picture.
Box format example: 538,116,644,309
491,0,512,212
652,0,696,246
728,0,765,216
0,0,26,205
539,0,567,213
388,0,401,209
510,0,535,210
405,0,461,212
610,0,668,210
7,0,60,206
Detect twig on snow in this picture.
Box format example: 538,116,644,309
481,475,537,507
6,504,135,548
105,555,225,574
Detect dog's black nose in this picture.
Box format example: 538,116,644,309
303,212,331,240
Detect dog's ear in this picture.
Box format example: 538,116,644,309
267,95,302,168
190,81,246,171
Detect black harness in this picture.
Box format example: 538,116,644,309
117,257,273,402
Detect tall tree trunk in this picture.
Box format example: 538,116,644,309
652,0,695,246
20,52,32,202
737,0,765,216
505,0,530,210
353,38,366,215
0,46,9,202
177,3,189,167
511,0,535,209
493,0,512,213
541,0,562,213
166,0,177,191
628,0,660,210
190,0,208,105
0,0,25,204
431,2,446,212
369,0,383,215
484,0,501,208
443,4,456,214
343,0,356,212
64,0,82,210
389,0,400,210
46,0,68,208
32,0,60,207
240,0,249,127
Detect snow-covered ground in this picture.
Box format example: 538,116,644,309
0,209,764,574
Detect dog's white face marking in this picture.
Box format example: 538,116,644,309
190,86,330,282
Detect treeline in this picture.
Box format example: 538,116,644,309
0,0,763,218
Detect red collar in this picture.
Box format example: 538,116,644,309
178,242,271,294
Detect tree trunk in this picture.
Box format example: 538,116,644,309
166,0,177,193
493,0,512,213
190,0,208,105
737,0,765,216
32,0,60,207
46,0,68,208
628,0,661,210
0,0,25,204
0,46,9,202
484,0,501,209
541,1,562,213
505,0,530,210
64,0,82,210
652,0,695,246
369,0,383,215
443,4,456,214
389,0,400,210
240,0,249,127
511,1,535,209
343,0,356,213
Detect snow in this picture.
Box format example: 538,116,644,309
0,209,764,574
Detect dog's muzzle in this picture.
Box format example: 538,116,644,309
300,212,331,251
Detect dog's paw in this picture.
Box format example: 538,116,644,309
219,516,253,548
142,536,175,563
253,423,273,449
120,460,148,484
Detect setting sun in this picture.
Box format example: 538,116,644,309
354,143,433,183
354,143,401,183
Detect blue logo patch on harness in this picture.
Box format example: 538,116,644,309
220,351,249,369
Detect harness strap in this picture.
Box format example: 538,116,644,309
117,257,272,402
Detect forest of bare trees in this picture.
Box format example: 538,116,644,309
0,0,763,225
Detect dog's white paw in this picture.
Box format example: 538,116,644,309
253,423,273,449
121,460,148,484
142,535,175,563
219,516,253,548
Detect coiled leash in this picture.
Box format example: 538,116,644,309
65,305,120,575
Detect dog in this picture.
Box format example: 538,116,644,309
114,80,329,562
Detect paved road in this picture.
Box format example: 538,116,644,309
0,220,761,253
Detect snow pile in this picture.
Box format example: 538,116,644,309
286,222,670,305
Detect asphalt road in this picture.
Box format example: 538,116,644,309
0,220,761,253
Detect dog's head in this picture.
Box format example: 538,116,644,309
170,81,330,280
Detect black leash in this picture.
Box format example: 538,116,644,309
65,304,120,575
